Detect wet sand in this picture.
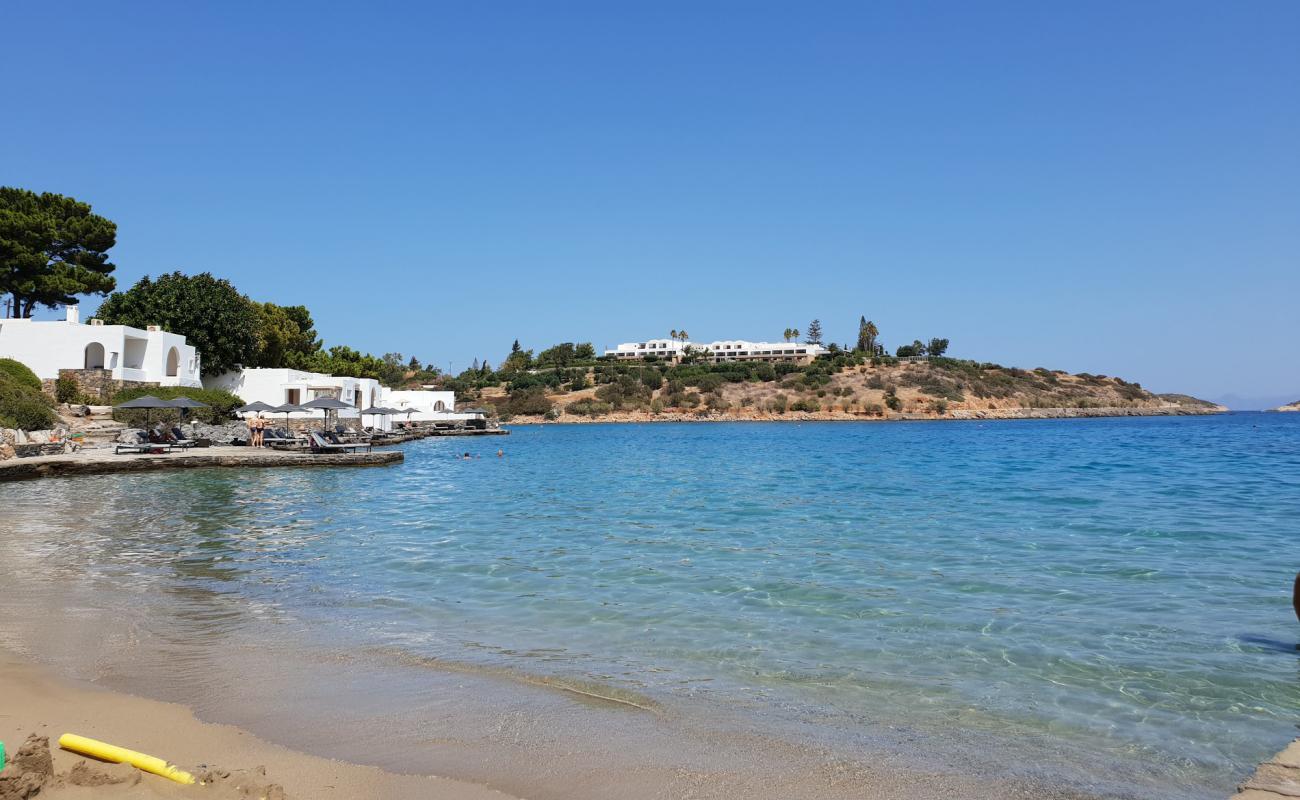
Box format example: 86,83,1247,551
0,650,514,799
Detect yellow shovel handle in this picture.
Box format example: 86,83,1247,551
58,733,195,785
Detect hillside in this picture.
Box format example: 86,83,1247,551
474,356,1227,423
1271,400,1300,412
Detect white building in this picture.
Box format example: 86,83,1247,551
0,305,202,387
206,369,479,429
379,388,486,426
205,368,382,423
605,338,825,364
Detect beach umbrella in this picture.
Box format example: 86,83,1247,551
235,401,277,414
269,403,308,436
360,406,390,431
114,395,174,427
166,396,210,424
301,396,353,431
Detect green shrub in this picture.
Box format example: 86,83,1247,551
0,358,42,392
110,386,245,426
566,399,613,417
705,393,729,411
884,387,902,411
595,376,652,410
864,402,884,416
791,398,820,412
55,376,86,404
0,373,59,430
768,394,788,414
650,397,664,414
694,374,724,393
494,387,552,416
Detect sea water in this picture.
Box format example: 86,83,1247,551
2,413,1297,798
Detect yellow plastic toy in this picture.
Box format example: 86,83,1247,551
58,733,195,785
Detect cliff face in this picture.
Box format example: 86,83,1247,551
485,360,1228,422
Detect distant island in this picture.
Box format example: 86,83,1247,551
1269,400,1300,413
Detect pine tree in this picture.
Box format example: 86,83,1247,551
511,339,522,354
805,319,823,345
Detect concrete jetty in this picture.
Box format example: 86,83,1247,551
0,445,402,482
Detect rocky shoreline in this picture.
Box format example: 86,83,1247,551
503,404,1227,425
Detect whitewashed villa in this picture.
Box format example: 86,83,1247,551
0,305,202,391
206,368,479,430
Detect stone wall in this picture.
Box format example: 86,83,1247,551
42,369,153,403
278,416,363,434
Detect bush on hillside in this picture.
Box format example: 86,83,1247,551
110,386,244,426
497,387,552,417
566,399,612,417
0,373,59,431
0,358,42,392
55,376,88,404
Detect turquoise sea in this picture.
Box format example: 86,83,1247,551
2,413,1297,798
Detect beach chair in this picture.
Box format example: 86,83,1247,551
170,426,199,448
115,432,171,455
309,431,370,453
265,429,307,451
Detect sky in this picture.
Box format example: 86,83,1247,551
3,2,1297,408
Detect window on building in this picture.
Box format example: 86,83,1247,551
287,388,301,404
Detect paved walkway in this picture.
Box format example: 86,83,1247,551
0,445,402,482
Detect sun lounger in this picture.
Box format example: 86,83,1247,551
169,427,199,448
115,442,171,455
309,431,371,453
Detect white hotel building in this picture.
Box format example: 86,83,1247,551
605,338,826,364
0,305,202,387
206,368,475,429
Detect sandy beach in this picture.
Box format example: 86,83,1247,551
0,651,514,800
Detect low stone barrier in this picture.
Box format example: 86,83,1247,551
0,447,403,482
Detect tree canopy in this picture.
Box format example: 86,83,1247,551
96,272,259,376
248,301,321,369
0,187,117,317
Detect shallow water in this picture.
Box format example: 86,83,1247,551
2,414,1298,798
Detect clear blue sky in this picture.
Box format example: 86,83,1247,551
4,2,1297,407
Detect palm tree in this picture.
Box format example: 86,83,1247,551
791,327,800,343
782,328,792,342
865,321,879,354
670,329,678,343
679,329,689,343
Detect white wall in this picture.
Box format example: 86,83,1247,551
0,312,201,387
206,369,383,423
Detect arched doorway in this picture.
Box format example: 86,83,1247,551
433,400,446,411
166,347,180,377
84,342,105,369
